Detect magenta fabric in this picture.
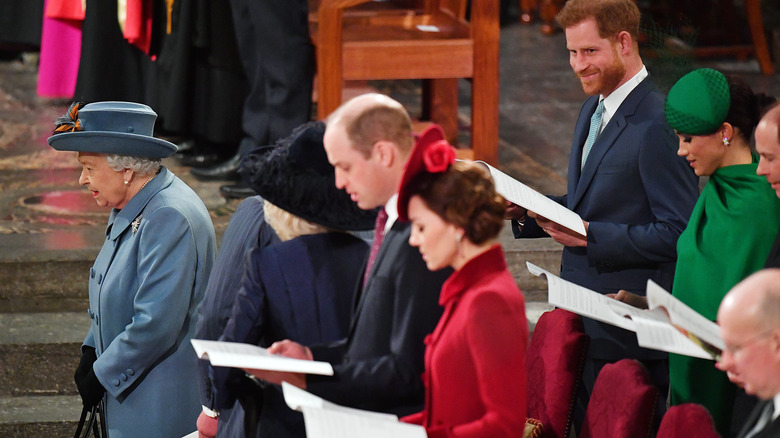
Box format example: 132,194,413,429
526,309,589,438
580,359,658,438
37,0,82,99
657,403,719,438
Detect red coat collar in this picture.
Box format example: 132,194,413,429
439,244,507,306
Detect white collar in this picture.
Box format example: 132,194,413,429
599,65,648,125
384,193,399,234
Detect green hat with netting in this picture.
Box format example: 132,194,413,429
665,68,731,135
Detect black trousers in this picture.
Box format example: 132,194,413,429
229,0,314,155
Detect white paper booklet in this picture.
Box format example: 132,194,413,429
526,262,724,360
472,160,586,236
191,339,334,375
282,382,428,438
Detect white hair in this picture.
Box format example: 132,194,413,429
106,154,162,176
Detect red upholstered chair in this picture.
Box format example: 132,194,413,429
526,309,589,438
580,359,659,438
657,403,719,438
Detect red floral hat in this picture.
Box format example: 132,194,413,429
397,124,457,222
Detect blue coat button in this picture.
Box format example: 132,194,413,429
120,373,128,381
113,379,120,386
126,369,134,376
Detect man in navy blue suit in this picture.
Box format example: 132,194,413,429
507,0,699,424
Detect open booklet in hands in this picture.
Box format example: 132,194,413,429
190,339,334,375
526,262,724,360
282,382,428,438
471,160,586,237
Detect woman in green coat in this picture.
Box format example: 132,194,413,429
664,69,779,435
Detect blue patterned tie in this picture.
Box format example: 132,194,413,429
581,99,605,170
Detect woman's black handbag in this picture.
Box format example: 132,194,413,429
73,400,108,438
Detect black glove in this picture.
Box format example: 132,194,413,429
74,346,97,388
77,368,106,408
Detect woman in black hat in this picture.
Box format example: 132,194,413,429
47,101,217,437
203,121,374,438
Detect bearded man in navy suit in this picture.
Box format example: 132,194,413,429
507,0,699,426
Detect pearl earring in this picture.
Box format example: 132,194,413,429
456,233,463,256
722,137,730,146
124,180,129,186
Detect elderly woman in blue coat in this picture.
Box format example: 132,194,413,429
47,101,216,437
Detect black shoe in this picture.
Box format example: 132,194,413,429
190,154,242,181
219,182,256,199
175,151,224,168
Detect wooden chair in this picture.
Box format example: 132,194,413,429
310,0,501,164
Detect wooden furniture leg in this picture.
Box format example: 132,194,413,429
744,0,775,75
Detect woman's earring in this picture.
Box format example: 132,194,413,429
722,137,730,146
124,180,129,186
456,233,463,257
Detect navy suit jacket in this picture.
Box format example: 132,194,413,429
737,400,780,438
307,220,450,416
516,77,699,360
214,231,369,437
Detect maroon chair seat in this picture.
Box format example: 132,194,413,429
580,359,659,438
526,308,589,438
657,403,719,438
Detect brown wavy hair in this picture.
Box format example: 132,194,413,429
555,0,641,42
408,161,505,244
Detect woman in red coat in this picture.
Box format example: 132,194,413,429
397,126,529,438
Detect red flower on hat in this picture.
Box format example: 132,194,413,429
423,140,456,173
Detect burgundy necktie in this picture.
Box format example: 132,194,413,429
363,207,389,287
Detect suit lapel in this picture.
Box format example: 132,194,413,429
347,221,406,337
569,78,654,211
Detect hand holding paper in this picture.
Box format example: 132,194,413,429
531,212,588,247
526,261,724,360
473,160,586,237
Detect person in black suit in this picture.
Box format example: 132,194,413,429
191,0,314,199
756,104,780,269
505,0,699,426
717,269,780,438
242,93,450,417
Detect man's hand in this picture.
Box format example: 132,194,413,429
242,340,312,389
531,212,588,247
504,201,528,222
607,289,649,309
